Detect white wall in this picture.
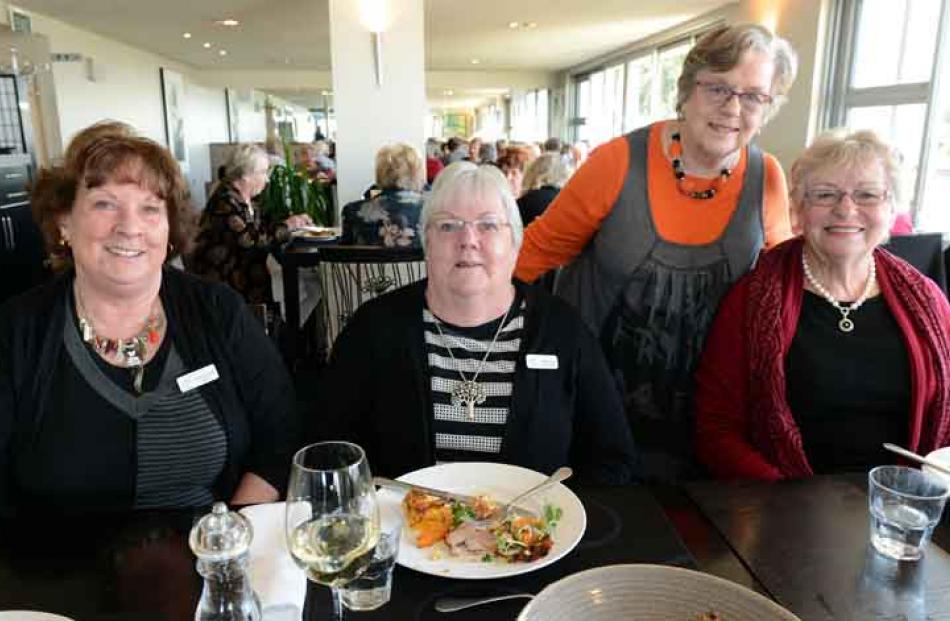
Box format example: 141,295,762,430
18,9,230,205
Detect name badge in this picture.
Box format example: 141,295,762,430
526,354,559,370
177,364,219,393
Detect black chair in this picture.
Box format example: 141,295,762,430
317,245,426,356
882,232,947,296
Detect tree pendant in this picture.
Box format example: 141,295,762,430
451,380,487,420
839,317,854,332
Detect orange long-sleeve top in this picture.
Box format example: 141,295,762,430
515,121,793,282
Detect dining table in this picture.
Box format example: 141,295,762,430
3,474,950,620
272,238,334,368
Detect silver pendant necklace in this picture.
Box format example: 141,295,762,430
801,252,876,333
431,305,511,420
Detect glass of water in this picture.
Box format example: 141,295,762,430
868,465,950,561
341,502,402,611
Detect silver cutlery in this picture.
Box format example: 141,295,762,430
434,593,534,612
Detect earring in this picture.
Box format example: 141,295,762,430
58,237,70,249
168,242,175,254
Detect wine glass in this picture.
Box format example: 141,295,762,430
285,442,380,620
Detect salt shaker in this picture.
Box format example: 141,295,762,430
190,502,263,621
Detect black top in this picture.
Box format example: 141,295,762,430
785,291,910,473
0,268,299,515
517,185,559,227
314,279,639,485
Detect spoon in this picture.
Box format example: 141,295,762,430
435,593,534,613
882,443,950,477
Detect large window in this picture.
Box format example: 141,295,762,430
826,0,950,231
572,35,699,148
511,88,549,143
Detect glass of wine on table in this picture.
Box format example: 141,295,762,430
285,442,381,620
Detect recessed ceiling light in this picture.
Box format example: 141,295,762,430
215,18,240,27
182,32,192,39
526,21,537,29
508,21,519,29
321,90,330,96
470,58,480,65
218,49,228,56
203,42,212,49
444,89,454,96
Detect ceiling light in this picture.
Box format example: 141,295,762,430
203,42,212,49
508,21,519,29
470,58,480,65
443,89,454,96
527,21,537,29
182,32,192,39
321,90,330,96
218,49,227,56
215,18,240,27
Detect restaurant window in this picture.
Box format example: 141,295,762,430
825,0,950,231
511,88,549,143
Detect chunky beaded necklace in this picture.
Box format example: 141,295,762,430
75,288,164,393
801,252,876,333
669,131,733,200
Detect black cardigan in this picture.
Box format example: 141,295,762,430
0,267,298,514
313,280,638,485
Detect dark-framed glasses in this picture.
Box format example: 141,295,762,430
695,80,773,111
804,187,890,208
429,216,510,235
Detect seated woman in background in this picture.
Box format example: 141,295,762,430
341,143,425,248
317,162,637,484
187,143,311,305
517,152,574,227
694,130,950,480
0,123,298,515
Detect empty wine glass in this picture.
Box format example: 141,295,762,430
285,442,380,620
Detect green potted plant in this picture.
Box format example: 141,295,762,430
260,145,330,225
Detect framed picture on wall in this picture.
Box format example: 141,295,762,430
159,67,188,171
225,87,240,143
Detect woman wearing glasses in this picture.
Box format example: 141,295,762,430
514,24,798,481
694,130,950,479
315,162,637,485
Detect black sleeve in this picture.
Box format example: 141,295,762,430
224,293,299,494
568,320,639,485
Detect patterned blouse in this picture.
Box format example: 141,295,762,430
186,183,289,305
340,188,424,248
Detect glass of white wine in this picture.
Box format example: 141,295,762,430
285,442,380,620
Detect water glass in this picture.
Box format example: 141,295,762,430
341,505,402,611
868,465,950,561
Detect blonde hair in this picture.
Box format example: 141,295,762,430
789,129,902,208
375,143,424,192
522,153,574,192
676,23,798,123
222,143,268,182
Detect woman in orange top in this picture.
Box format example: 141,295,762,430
514,24,798,481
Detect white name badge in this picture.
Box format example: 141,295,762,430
526,354,559,370
177,364,220,393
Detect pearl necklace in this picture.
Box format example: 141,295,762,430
670,131,733,200
431,305,511,421
801,252,876,333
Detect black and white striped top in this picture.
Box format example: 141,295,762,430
423,297,525,463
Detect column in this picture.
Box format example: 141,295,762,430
329,0,426,209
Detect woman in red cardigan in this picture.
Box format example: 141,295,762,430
694,130,950,480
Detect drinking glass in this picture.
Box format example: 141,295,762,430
868,465,950,561
285,442,380,620
341,502,402,611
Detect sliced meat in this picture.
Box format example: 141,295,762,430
445,521,497,556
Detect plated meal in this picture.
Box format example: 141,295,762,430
291,226,339,240
380,462,586,580
402,488,560,563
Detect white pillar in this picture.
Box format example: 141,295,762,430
329,0,426,209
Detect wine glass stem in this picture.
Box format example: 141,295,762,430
331,586,345,620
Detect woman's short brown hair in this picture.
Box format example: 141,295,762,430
31,120,197,271
676,23,798,124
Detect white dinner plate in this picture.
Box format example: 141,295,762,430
518,564,801,621
0,612,74,621
381,462,586,579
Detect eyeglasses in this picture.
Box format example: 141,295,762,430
695,80,773,112
804,187,890,208
429,216,510,235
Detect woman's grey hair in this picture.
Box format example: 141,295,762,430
375,143,425,192
789,128,903,209
522,153,574,192
420,161,523,252
478,142,498,164
222,143,269,183
676,23,798,124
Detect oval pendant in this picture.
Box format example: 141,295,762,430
839,317,854,332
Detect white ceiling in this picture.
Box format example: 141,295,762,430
12,0,728,107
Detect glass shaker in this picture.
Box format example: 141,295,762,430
189,502,263,621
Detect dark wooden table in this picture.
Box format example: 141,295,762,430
5,476,950,620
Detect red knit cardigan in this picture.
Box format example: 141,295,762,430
694,237,950,480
